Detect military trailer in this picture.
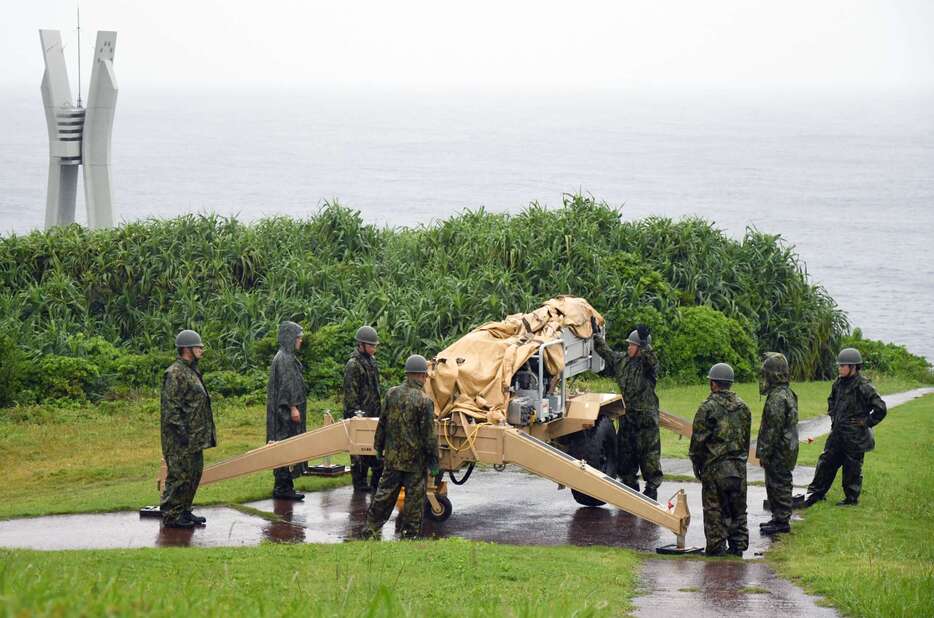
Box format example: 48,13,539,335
159,297,698,551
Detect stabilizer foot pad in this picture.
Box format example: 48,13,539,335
139,505,162,518
656,544,704,555
305,464,349,477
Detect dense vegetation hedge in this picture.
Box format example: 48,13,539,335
0,195,928,405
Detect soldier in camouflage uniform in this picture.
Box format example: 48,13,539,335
689,363,751,556
266,321,307,500
364,354,439,539
756,353,799,535
805,348,886,507
160,330,217,528
592,321,662,499
343,325,383,491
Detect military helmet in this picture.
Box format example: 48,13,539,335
760,352,790,388
761,352,790,376
355,325,379,345
175,329,204,348
836,347,863,366
404,354,429,373
626,329,652,349
707,362,734,383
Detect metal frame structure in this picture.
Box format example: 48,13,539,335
185,415,693,547
39,29,117,229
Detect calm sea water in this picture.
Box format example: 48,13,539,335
2,88,932,361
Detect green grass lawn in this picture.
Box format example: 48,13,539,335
768,394,934,617
0,396,353,520
0,538,639,617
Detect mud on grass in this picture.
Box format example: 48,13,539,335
768,395,934,617
0,538,640,617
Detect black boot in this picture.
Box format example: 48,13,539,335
184,511,207,525
642,487,658,501
163,517,195,529
273,489,305,501
836,498,858,506
759,518,779,529
760,522,791,535
803,493,825,507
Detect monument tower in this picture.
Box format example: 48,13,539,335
39,17,117,229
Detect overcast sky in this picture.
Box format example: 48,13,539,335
3,1,933,94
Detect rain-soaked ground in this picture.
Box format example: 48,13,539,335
3,388,929,613
0,469,830,615
633,560,838,617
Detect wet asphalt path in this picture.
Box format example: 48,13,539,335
0,468,781,555
633,559,838,617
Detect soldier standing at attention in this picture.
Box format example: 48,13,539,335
266,321,307,501
689,363,751,556
756,353,799,535
364,354,439,539
160,330,216,529
344,325,383,492
591,319,663,500
804,348,886,507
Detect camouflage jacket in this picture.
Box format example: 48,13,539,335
161,358,216,454
827,374,886,452
593,334,659,419
689,390,751,480
374,377,438,473
266,321,307,442
343,349,381,419
755,384,799,470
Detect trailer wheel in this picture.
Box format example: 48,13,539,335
568,415,618,507
425,495,453,522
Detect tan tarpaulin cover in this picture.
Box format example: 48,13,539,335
426,297,604,421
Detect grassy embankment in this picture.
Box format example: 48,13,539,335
769,394,934,617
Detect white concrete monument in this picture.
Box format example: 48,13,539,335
40,28,117,229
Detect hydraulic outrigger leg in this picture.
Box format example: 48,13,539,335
168,417,696,551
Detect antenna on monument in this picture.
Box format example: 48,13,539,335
76,1,82,109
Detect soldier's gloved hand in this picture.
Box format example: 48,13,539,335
637,324,650,342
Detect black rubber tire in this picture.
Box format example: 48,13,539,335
568,415,618,507
424,494,453,522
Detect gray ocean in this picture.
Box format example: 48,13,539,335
2,88,932,361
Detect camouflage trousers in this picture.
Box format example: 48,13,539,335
701,474,748,553
617,411,662,493
364,468,426,539
351,455,383,491
807,436,864,502
764,464,793,524
161,449,204,523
